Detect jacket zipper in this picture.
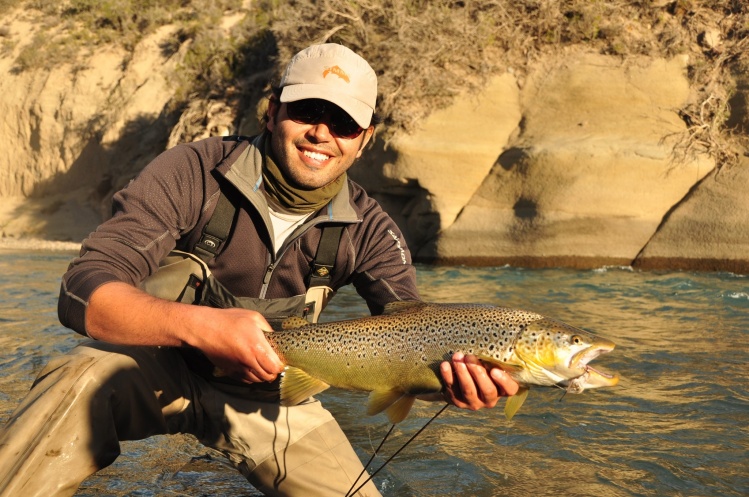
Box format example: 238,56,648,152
257,217,343,299
259,259,275,299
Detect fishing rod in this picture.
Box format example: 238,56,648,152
346,403,451,497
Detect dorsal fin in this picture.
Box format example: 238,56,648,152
382,300,426,315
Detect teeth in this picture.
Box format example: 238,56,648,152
304,150,330,161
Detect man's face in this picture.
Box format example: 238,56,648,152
266,99,374,190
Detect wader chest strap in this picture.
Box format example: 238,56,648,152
307,225,344,288
192,188,344,291
193,191,236,263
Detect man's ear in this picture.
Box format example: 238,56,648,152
266,98,279,132
355,126,375,158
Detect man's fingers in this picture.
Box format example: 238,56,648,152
245,367,275,383
454,356,478,404
440,360,455,388
490,367,520,396
440,359,468,408
440,353,484,410
464,356,500,408
441,353,520,411
253,343,284,375
246,367,273,384
247,355,283,383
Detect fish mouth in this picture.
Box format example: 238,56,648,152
582,364,619,387
562,365,619,394
563,341,619,392
569,339,615,370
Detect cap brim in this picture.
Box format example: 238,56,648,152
281,84,373,128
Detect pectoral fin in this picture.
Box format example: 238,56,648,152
368,389,415,423
279,366,330,406
504,386,529,421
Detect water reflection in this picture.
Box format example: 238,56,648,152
1,252,747,496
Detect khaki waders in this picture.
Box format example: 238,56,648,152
0,340,381,497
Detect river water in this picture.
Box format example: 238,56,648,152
1,249,747,496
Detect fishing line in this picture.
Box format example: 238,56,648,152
346,403,450,497
551,383,569,402
347,424,395,496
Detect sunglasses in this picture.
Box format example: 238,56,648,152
285,99,365,139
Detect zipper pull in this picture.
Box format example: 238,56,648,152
263,263,275,285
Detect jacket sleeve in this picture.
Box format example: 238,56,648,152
346,189,421,315
57,141,214,336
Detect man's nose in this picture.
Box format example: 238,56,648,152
307,116,334,140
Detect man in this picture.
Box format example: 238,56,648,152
0,43,518,496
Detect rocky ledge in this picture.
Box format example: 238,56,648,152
0,9,747,273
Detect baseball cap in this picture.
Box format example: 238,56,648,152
279,44,377,128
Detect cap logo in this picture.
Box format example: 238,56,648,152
322,65,350,83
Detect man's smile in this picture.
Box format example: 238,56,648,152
303,149,331,162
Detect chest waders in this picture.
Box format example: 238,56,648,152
139,189,343,389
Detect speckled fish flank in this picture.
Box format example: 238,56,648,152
266,301,618,423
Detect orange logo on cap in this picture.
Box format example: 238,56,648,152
322,65,350,83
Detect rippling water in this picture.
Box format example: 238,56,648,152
1,250,747,496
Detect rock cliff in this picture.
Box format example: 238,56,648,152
0,7,181,242
352,51,748,272
1,4,747,273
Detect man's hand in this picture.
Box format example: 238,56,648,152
197,307,285,383
86,281,285,384
440,352,520,410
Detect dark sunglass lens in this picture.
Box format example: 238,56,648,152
287,100,323,124
330,108,363,138
286,99,364,138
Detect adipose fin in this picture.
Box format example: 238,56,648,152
281,316,310,330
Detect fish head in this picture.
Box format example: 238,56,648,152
513,317,619,391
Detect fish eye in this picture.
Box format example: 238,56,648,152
571,335,583,345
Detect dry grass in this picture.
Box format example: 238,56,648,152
2,0,747,164
231,0,747,165
672,3,749,167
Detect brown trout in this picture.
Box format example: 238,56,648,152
267,301,618,423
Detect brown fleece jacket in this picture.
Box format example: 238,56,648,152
58,134,420,336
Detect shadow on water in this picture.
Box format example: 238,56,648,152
1,253,748,496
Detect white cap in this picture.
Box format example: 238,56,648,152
279,44,377,128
